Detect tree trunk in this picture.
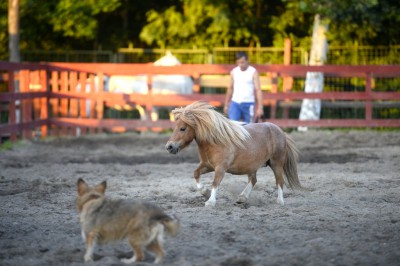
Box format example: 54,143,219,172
298,14,328,131
8,0,20,62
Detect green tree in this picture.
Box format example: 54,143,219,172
139,0,265,49
1,0,400,61
269,1,314,48
50,0,121,39
0,0,179,59
0,1,9,59
1,0,122,59
270,0,400,47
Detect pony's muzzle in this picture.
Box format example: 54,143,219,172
165,142,180,154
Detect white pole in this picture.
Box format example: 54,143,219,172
298,14,328,131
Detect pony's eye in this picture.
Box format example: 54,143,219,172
180,127,186,132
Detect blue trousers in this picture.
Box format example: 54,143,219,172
228,101,254,123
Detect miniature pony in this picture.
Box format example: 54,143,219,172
166,101,301,206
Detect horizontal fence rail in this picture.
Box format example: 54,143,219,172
1,61,400,143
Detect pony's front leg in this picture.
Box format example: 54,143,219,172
193,163,213,198
237,172,257,203
205,167,225,207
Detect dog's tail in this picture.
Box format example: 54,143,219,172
159,214,180,237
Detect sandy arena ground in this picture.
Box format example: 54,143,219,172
0,129,399,266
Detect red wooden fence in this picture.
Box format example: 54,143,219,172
1,61,400,143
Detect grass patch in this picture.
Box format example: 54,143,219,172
0,140,14,151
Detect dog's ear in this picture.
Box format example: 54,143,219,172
77,178,88,196
95,181,107,194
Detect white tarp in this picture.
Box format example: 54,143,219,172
108,51,193,95
77,51,194,122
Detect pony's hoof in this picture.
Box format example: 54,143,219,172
205,200,216,207
200,188,211,198
276,198,285,206
236,195,248,204
84,255,93,262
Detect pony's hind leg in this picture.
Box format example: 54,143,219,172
236,172,257,203
270,163,285,206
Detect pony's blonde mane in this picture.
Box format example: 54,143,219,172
172,101,250,149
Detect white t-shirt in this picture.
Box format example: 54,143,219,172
231,65,256,103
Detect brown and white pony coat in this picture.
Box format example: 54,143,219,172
166,101,301,206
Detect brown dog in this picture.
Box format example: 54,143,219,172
76,178,179,264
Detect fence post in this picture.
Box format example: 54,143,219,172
146,74,153,129
50,71,59,137
60,71,69,136
283,38,292,65
282,39,293,118
96,72,104,133
269,72,278,119
88,74,96,134
78,72,87,135
69,71,78,136
193,73,200,93
39,70,48,138
8,71,17,141
30,71,41,129
20,70,32,139
365,72,373,123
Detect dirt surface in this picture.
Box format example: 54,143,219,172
0,130,399,266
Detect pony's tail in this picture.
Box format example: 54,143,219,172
283,134,303,189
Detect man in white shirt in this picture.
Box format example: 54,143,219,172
224,52,264,123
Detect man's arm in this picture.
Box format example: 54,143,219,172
253,70,264,118
224,72,234,114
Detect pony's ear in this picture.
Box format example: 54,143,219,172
95,181,107,194
77,178,88,196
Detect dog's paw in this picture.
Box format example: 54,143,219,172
154,256,163,264
121,256,136,264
